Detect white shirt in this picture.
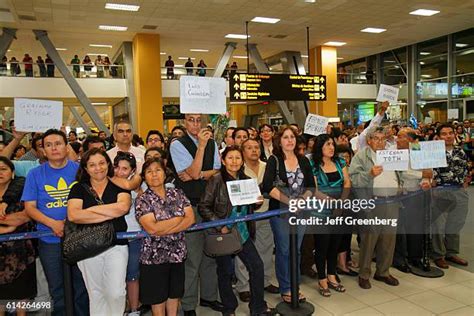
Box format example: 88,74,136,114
244,160,269,213
107,145,145,173
371,148,399,196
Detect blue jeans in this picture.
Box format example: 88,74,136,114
38,241,89,316
270,216,306,294
215,239,267,315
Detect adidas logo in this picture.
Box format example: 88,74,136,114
45,178,77,208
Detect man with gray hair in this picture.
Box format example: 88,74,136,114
349,126,401,289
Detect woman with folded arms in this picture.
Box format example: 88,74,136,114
67,148,132,315
135,158,195,316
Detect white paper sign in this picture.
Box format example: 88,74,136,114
226,179,262,206
228,120,237,128
376,149,409,171
14,98,63,132
448,109,459,120
410,140,448,170
304,114,329,136
376,84,399,105
180,76,226,114
424,117,433,124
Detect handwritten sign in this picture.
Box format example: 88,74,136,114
410,140,448,169
376,149,409,171
304,114,329,136
180,76,226,114
226,179,262,206
376,84,399,105
14,98,63,132
448,108,459,120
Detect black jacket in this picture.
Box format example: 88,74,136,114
262,155,316,211
198,173,256,238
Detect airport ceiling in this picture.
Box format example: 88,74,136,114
1,0,474,68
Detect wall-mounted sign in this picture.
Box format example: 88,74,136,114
230,73,327,101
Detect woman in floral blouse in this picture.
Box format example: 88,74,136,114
135,157,195,316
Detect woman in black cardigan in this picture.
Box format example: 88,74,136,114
262,126,315,304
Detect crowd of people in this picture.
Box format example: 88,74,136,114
0,54,120,78
0,104,472,316
164,56,238,79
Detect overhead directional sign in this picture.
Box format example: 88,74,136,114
230,73,327,101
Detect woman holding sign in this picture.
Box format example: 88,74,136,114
310,134,352,297
199,146,272,316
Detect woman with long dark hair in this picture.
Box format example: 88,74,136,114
310,134,351,297
199,146,272,316
262,126,315,304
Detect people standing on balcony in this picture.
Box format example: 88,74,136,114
230,61,238,78
37,56,46,77
185,58,194,76
45,54,54,77
23,54,33,77
197,60,207,77
165,56,175,79
0,56,7,76
83,55,93,78
71,55,81,78
103,57,111,77
95,55,104,78
9,57,20,76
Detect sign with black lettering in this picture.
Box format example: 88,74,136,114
376,149,409,171
230,73,327,101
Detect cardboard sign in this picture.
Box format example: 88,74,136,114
226,179,262,206
376,149,409,171
410,140,448,169
304,114,329,136
376,84,399,105
14,98,63,132
180,76,226,114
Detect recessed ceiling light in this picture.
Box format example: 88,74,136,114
56,48,67,51
190,49,209,52
160,52,166,55
361,27,386,33
324,41,346,46
225,34,250,39
301,55,308,58
90,44,113,48
409,9,440,16
251,17,280,24
233,55,248,59
337,57,344,60
179,57,195,60
7,49,11,52
419,51,431,55
92,102,107,105
419,61,425,65
105,3,140,11
98,25,128,31
305,0,316,3
456,43,468,48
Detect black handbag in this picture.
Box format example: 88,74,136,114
203,226,242,257
62,184,116,264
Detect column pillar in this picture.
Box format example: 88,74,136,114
132,34,163,137
309,46,338,117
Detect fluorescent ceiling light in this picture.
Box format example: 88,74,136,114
190,49,209,52
409,9,440,16
89,44,113,48
233,55,248,59
105,3,140,11
361,27,386,33
419,51,431,55
251,17,280,24
98,25,128,31
175,64,184,67
179,57,195,60
56,48,67,51
301,55,308,58
225,34,250,39
456,43,468,48
160,52,166,55
92,102,107,105
419,61,425,65
324,41,346,46
305,0,316,3
421,74,432,78
458,49,474,56
337,57,344,60
384,60,396,63
87,53,109,56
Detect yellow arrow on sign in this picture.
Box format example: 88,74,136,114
234,83,239,89
321,93,325,99
234,92,240,99
320,85,325,91
320,77,325,83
